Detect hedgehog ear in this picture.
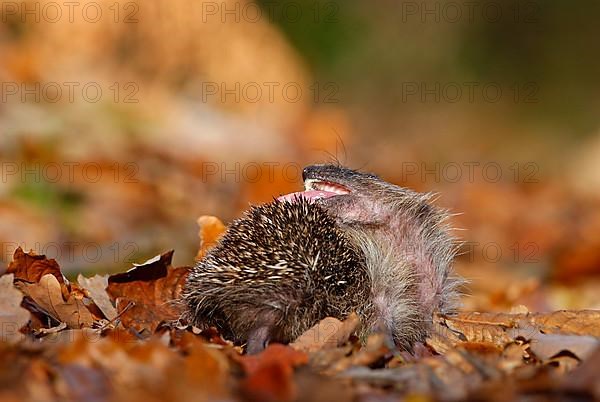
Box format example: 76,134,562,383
246,325,271,354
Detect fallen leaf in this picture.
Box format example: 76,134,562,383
106,250,190,333
0,274,31,342
77,274,117,321
196,216,226,259
20,274,94,329
236,344,308,402
326,333,389,374
527,332,599,361
55,363,112,402
6,247,65,285
235,343,308,375
172,331,230,398
431,310,600,350
523,310,600,337
565,346,600,397
291,313,360,353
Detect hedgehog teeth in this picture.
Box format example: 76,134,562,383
304,179,350,195
276,179,350,203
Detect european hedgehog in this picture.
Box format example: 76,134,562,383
183,164,461,353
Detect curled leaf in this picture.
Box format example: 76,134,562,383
21,274,94,329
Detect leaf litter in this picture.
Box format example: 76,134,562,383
0,224,599,402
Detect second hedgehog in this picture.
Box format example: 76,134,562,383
183,164,461,353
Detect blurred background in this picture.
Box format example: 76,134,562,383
1,0,600,312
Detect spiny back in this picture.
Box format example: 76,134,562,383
183,199,370,345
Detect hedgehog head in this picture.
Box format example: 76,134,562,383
279,164,435,230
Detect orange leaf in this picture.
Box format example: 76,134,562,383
106,251,190,334
236,344,308,402
196,216,226,259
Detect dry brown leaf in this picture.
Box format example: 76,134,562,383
173,332,231,399
235,344,308,376
20,274,94,329
499,342,529,372
106,250,190,333
6,247,65,286
523,310,600,337
236,344,308,402
0,274,31,343
432,310,600,350
325,333,390,375
527,333,599,361
54,363,111,402
566,346,600,397
77,274,118,321
291,313,360,353
196,215,226,259
54,329,180,401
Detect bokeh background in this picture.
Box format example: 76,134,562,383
1,0,600,312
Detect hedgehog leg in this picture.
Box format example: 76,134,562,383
246,325,271,354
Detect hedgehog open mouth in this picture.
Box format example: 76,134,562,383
277,179,350,203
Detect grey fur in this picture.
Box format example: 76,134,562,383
182,164,461,351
